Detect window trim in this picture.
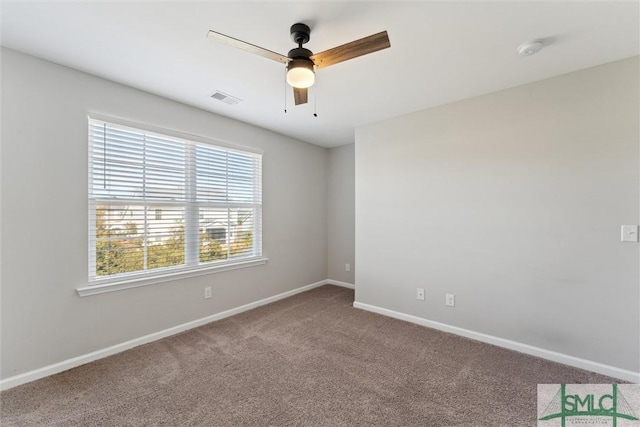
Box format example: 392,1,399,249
77,256,268,297
82,113,266,296
88,113,264,156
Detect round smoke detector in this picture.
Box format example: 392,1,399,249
517,40,543,57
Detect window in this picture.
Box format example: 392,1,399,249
88,117,263,286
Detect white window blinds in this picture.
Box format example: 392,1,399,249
88,118,262,284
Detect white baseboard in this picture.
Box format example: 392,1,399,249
326,279,355,289
353,301,639,383
0,279,329,391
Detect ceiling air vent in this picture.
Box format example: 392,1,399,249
210,91,241,105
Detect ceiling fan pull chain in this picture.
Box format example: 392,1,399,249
283,67,288,114
313,68,318,117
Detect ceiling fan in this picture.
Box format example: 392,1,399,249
207,23,391,106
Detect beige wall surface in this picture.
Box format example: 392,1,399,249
1,48,328,379
355,57,640,372
327,144,355,284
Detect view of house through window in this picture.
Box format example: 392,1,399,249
89,118,262,282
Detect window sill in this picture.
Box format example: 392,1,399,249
77,257,269,297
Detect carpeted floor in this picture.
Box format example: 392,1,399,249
1,285,618,426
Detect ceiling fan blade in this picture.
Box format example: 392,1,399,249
293,87,308,105
207,30,289,64
310,31,390,69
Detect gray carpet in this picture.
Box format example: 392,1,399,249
1,285,617,426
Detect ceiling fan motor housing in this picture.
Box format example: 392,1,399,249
287,47,314,73
288,47,312,60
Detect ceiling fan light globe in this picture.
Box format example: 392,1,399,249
286,59,315,88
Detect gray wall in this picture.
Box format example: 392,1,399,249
327,144,355,284
0,48,328,379
355,57,640,371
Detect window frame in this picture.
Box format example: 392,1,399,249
80,114,267,297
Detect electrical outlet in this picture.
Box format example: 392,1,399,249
416,288,425,301
204,287,212,299
345,263,351,272
445,293,455,307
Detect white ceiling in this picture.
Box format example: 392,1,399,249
2,1,638,148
